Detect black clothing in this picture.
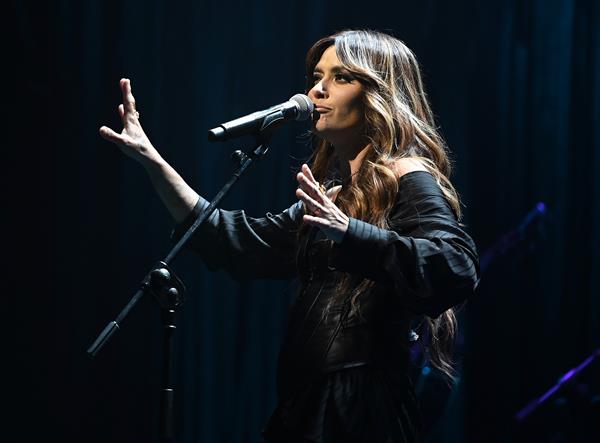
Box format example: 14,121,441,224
173,171,480,442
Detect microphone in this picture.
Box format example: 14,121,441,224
208,94,314,142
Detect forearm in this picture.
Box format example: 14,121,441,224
171,200,303,281
142,155,200,223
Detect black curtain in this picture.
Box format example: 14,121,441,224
11,0,599,442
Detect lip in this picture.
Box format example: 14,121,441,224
315,106,332,113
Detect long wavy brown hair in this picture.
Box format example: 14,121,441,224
301,29,461,382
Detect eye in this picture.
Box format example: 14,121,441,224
311,73,323,84
334,73,353,83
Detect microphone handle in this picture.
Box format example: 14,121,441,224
208,101,299,142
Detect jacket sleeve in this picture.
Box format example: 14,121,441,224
329,171,480,318
171,196,303,281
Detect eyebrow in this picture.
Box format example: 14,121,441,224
313,65,350,74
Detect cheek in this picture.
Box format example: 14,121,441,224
341,97,364,124
339,90,363,116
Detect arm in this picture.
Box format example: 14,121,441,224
171,199,303,280
328,171,479,318
99,78,301,280
99,78,199,223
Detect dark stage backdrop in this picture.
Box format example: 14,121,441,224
10,0,599,442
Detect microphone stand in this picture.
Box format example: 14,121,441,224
87,136,272,443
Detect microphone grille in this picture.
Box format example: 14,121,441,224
289,94,314,121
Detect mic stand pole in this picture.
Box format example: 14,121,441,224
86,137,272,443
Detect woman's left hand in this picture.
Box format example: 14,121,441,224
296,164,349,243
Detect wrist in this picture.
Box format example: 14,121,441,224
141,149,166,172
332,215,349,243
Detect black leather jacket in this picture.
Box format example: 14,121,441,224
173,171,480,401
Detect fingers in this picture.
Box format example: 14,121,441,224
297,169,322,201
301,164,319,185
296,187,326,215
295,166,349,242
98,78,142,147
118,102,139,122
99,125,123,144
120,78,137,114
326,185,342,202
302,213,329,228
297,176,323,211
119,78,141,126
296,165,326,217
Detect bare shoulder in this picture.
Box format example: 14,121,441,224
390,157,429,179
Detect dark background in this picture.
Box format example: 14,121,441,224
10,0,599,442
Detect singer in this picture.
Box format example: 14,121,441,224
99,29,479,443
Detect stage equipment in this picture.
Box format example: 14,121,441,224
87,95,312,441
208,94,313,142
515,347,600,421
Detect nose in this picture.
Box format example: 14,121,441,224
309,79,328,100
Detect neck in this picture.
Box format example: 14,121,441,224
332,139,371,184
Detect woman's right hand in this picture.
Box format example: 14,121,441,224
99,78,160,167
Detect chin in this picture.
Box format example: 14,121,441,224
311,121,334,138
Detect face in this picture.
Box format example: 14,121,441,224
308,46,365,147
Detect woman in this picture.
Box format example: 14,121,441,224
100,29,479,443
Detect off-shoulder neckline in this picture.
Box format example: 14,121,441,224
397,170,434,184
323,170,434,193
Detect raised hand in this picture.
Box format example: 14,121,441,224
296,164,348,243
99,78,160,167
